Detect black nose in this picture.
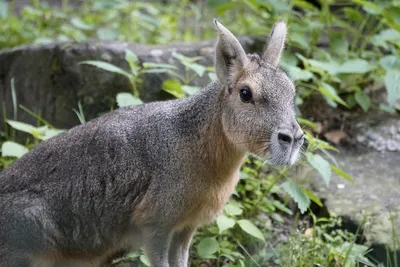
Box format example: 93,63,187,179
278,131,293,146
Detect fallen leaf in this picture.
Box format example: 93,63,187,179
324,130,347,145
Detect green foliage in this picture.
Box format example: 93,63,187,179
1,0,399,109
282,181,310,214
306,153,331,186
80,49,174,102
161,52,214,98
1,141,28,158
197,237,220,259
280,215,375,267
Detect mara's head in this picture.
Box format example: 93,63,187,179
214,20,304,165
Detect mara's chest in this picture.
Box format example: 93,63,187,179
181,168,241,228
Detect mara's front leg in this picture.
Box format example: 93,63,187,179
168,227,195,267
142,225,173,267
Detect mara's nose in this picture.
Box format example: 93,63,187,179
277,130,293,146
277,124,304,147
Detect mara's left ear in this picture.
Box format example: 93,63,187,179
263,21,287,66
214,19,249,88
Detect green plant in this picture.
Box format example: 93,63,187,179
161,52,216,98
2,0,399,110
280,215,375,267
80,50,176,106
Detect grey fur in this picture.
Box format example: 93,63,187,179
0,20,303,267
263,21,287,66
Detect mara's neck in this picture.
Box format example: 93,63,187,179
181,82,246,180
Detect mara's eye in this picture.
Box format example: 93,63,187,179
239,86,253,103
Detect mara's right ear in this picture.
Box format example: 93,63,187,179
263,21,287,66
214,19,249,88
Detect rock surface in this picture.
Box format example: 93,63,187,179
0,37,265,130
306,111,400,263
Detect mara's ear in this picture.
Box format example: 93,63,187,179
214,19,249,87
263,21,287,66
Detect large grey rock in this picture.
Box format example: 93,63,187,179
304,112,400,263
0,37,265,130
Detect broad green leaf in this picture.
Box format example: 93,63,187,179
41,128,64,140
96,28,119,40
323,95,338,108
139,254,150,266
197,237,219,258
375,29,400,42
297,118,318,131
224,202,243,216
380,55,400,71
125,50,139,76
181,85,200,95
384,70,400,107
141,69,170,74
337,59,375,74
379,103,397,113
137,12,160,28
162,79,185,98
79,61,131,78
353,0,400,31
237,219,265,241
331,165,354,183
297,54,340,75
281,51,299,66
271,200,293,215
290,32,310,51
142,62,177,70
182,61,205,77
286,66,313,81
6,120,63,140
330,33,349,56
354,91,371,112
116,93,143,107
0,0,8,18
353,0,381,14
125,251,139,260
306,153,331,185
302,187,323,207
382,8,400,32
70,18,94,30
319,83,348,107
282,181,310,214
172,52,203,64
7,120,36,134
344,7,363,21
208,72,218,81
1,141,29,158
311,137,339,152
216,215,236,233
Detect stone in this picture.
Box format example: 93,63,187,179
304,111,400,264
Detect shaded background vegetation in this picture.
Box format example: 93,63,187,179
0,0,399,266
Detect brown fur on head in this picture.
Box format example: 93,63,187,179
214,20,304,165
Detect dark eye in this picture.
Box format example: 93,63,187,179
239,86,253,103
